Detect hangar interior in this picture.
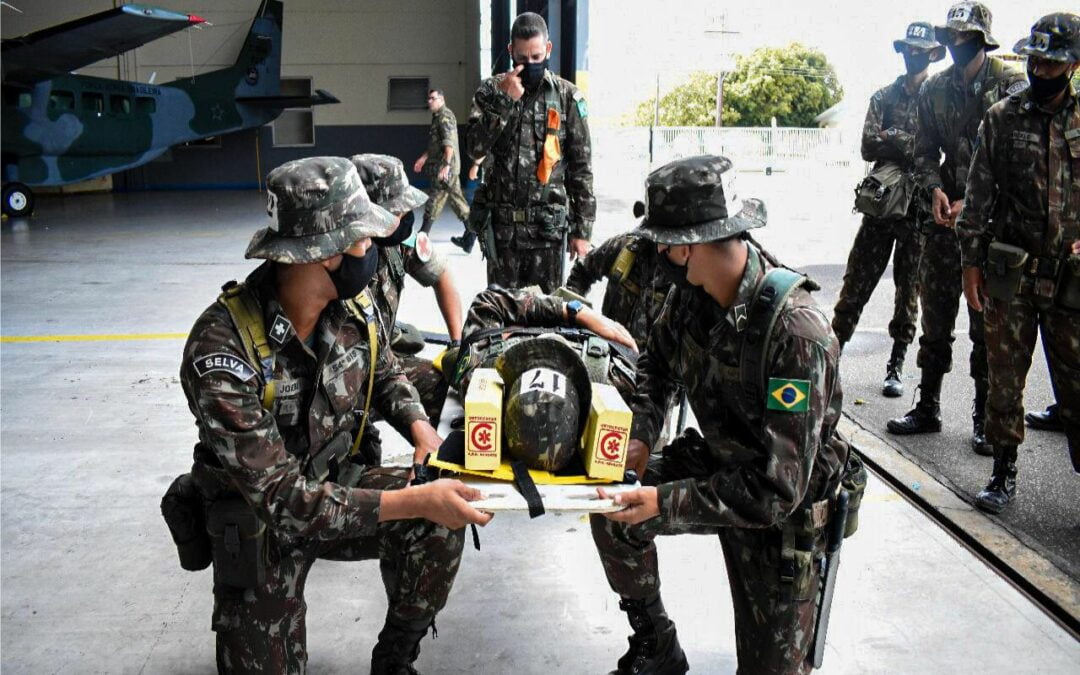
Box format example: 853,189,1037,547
1,1,1079,673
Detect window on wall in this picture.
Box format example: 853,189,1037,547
387,77,430,111
82,92,105,114
272,77,315,147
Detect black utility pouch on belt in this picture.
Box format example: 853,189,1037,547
840,453,867,539
161,473,212,571
534,204,567,242
1056,258,1080,311
984,241,1030,302
207,496,267,589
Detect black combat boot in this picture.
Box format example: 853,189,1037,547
971,382,993,456
886,369,943,435
450,231,475,253
1024,403,1063,432
370,616,432,675
974,451,1018,514
882,342,907,398
610,595,688,675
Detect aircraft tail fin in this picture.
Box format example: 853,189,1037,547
231,0,283,98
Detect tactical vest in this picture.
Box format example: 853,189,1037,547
217,282,380,457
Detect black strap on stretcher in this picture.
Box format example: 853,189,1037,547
510,460,546,518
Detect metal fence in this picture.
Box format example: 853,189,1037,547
650,126,853,169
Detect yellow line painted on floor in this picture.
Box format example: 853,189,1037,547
0,332,189,343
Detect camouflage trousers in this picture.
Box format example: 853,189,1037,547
212,467,465,674
831,214,923,346
487,228,563,293
590,454,824,675
916,227,988,386
422,177,470,231
401,353,449,427
359,354,449,466
984,292,1080,464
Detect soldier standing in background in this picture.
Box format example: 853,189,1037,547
888,2,1026,457
466,11,595,293
590,156,850,675
832,22,943,397
178,157,491,674
414,89,470,237
957,13,1080,513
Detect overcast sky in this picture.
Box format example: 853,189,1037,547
586,0,1069,127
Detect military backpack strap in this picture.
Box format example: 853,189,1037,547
739,268,811,420
343,290,380,457
609,244,639,294
218,282,276,411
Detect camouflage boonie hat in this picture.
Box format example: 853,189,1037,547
936,2,999,51
246,156,397,263
893,22,945,58
633,155,767,245
497,335,592,473
1014,13,1080,63
350,153,428,214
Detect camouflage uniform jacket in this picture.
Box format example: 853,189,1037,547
564,232,667,345
370,236,447,336
629,245,847,528
861,75,921,169
453,286,636,396
958,87,1080,268
180,262,428,539
914,55,1027,198
426,106,461,179
466,70,595,240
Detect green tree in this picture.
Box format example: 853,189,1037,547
629,43,843,127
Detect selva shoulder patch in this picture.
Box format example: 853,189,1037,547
195,352,257,382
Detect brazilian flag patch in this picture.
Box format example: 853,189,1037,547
767,378,810,412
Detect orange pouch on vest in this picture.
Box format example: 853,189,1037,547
537,107,562,185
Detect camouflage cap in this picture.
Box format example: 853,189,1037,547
1013,13,1080,63
246,157,397,263
497,335,592,473
633,155,767,245
350,153,429,214
893,22,946,56
936,2,999,51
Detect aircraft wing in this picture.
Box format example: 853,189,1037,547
2,4,205,83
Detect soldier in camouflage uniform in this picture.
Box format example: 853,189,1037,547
352,153,462,432
957,13,1080,513
414,89,470,236
564,231,667,346
179,157,491,674
590,156,850,675
832,22,943,398
888,2,1027,457
466,11,595,293
448,285,637,398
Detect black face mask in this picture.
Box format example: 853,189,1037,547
330,247,379,300
517,59,549,91
657,252,695,290
1027,65,1071,103
903,51,932,76
372,212,414,248
947,38,983,68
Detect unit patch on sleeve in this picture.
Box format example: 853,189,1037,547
766,378,810,412
194,353,257,382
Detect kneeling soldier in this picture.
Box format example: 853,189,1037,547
591,156,853,675
178,157,491,674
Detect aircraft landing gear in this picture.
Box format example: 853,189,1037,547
2,182,34,217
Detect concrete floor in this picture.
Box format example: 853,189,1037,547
2,188,1078,673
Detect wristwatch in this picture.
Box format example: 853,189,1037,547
566,299,584,322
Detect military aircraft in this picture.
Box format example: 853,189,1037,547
1,0,337,216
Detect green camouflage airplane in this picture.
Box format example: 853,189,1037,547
1,0,336,216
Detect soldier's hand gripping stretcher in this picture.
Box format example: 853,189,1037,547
381,479,494,530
